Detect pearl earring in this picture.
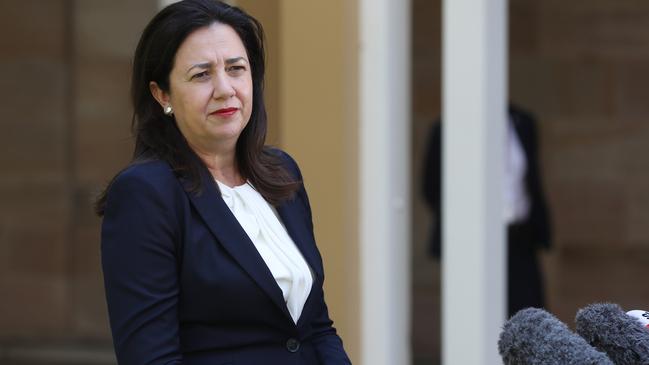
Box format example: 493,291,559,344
164,105,173,115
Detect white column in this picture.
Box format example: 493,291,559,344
359,1,411,365
442,0,508,364
157,0,178,8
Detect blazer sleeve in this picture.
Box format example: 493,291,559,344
279,150,352,364
299,186,351,364
422,121,441,211
101,169,183,365
310,298,352,364
422,121,443,258
522,113,552,249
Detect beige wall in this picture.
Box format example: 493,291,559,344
278,1,360,363
237,0,282,146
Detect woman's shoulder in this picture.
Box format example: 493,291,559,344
110,159,181,195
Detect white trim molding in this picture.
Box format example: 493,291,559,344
359,0,412,364
442,0,508,364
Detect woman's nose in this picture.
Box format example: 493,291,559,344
212,72,235,99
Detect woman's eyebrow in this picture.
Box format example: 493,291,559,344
186,57,247,74
225,57,247,65
186,62,212,74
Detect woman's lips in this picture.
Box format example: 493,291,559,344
211,107,238,117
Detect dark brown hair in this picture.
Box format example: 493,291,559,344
95,0,299,216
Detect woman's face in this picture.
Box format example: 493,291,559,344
152,22,253,154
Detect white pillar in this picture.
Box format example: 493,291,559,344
157,0,178,8
359,0,411,365
442,0,508,364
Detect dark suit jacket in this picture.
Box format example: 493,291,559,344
101,150,350,365
422,105,552,258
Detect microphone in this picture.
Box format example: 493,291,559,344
575,303,649,365
627,310,649,330
498,307,614,365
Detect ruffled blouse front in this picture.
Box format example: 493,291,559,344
216,180,313,324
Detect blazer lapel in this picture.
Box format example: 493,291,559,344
276,195,324,328
182,172,293,322
276,197,323,280
509,110,532,157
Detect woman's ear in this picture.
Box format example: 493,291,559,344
149,81,170,109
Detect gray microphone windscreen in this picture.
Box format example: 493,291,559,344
575,303,649,365
499,307,613,365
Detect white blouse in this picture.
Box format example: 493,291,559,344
216,180,313,324
504,118,531,224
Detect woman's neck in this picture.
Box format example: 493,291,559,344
189,142,245,187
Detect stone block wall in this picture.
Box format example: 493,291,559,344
0,1,156,361
0,0,75,342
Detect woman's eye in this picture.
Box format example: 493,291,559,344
192,71,209,80
228,65,246,74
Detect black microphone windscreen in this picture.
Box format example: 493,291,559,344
575,303,649,365
499,307,613,365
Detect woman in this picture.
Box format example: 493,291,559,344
96,1,351,364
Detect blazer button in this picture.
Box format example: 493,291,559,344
286,338,300,353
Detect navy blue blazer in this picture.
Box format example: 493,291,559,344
101,150,351,365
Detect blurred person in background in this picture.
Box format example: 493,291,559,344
422,104,552,317
95,1,350,364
